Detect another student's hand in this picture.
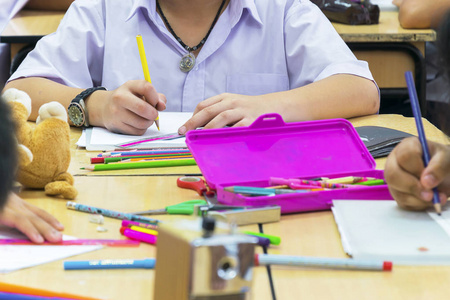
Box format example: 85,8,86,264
384,137,450,211
0,193,64,243
178,93,274,134
93,80,167,135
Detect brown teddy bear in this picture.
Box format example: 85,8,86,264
2,88,77,200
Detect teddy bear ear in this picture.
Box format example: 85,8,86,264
37,102,67,125
1,88,32,118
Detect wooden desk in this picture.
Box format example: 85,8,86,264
0,10,64,62
333,11,436,113
2,114,448,300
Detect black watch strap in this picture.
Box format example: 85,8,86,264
69,86,106,127
72,86,107,104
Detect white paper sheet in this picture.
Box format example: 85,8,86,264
332,200,450,265
370,0,398,11
77,112,192,151
0,226,102,273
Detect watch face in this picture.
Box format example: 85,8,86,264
68,103,85,127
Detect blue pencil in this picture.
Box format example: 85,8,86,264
0,292,73,300
405,71,442,215
64,258,156,270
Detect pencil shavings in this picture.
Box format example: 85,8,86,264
89,214,104,224
96,226,108,232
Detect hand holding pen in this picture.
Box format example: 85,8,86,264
385,71,450,213
385,137,450,211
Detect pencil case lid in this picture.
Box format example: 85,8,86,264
185,113,375,190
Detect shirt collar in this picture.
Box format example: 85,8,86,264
125,0,156,22
125,0,262,26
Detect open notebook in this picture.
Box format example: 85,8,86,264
77,112,192,151
332,200,450,265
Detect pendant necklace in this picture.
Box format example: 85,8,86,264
156,0,226,72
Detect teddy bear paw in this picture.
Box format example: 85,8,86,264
36,102,67,125
45,181,78,200
1,88,32,118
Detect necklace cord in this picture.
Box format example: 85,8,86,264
156,0,226,52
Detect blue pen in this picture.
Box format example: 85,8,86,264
405,71,442,215
64,258,156,270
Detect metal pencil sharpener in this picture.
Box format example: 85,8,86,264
153,217,256,300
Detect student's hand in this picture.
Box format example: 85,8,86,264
0,193,64,243
178,93,274,134
94,80,167,135
384,137,450,211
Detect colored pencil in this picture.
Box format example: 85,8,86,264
254,254,392,271
81,158,196,171
91,153,192,164
223,186,319,196
242,231,281,245
0,282,100,300
119,155,193,163
136,34,159,130
352,179,386,186
121,219,159,230
270,177,351,189
0,292,75,300
0,239,139,247
66,201,159,224
118,133,183,148
405,71,442,215
122,227,157,245
120,225,158,236
99,149,190,157
64,258,156,270
324,176,378,184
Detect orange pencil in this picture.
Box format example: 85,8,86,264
0,282,101,300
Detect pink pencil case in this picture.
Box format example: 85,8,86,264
186,114,393,214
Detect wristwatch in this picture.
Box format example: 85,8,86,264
68,87,106,127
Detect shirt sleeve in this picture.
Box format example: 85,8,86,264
8,0,106,88
284,1,376,89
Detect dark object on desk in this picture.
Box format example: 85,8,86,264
356,126,413,158
312,0,380,25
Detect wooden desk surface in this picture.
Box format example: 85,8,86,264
2,114,449,300
0,10,64,43
333,11,436,43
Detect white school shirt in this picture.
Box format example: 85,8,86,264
0,0,28,87
9,0,376,112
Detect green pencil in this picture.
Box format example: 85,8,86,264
82,158,196,171
352,179,386,186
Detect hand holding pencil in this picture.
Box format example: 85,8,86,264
385,136,450,211
385,71,450,213
136,35,163,131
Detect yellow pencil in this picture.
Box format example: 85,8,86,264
136,35,160,130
